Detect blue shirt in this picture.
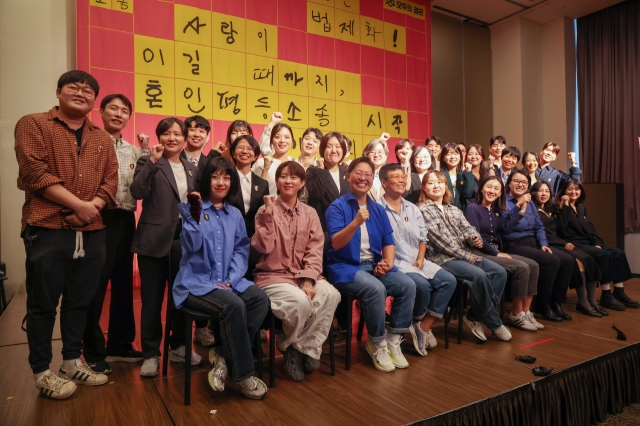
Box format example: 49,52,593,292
326,192,396,284
172,200,253,309
536,165,582,199
464,201,523,256
501,195,549,247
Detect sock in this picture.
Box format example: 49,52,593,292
387,333,401,345
34,371,47,381
586,281,598,306
601,283,611,291
576,281,590,309
62,359,78,371
614,282,624,288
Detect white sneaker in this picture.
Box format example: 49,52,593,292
35,370,77,399
168,345,202,365
207,349,227,392
194,327,216,347
140,356,159,377
59,360,108,386
426,329,438,349
238,376,267,400
526,311,545,329
387,338,409,369
366,341,395,372
409,322,427,356
493,325,513,341
509,311,537,332
463,316,487,341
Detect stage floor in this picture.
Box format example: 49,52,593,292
1,280,639,425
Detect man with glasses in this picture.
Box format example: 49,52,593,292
15,70,118,399
326,157,416,373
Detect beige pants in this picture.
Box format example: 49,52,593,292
263,280,341,360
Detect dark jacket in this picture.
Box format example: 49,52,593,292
443,170,474,210
228,171,269,238
404,173,422,204
557,203,604,246
306,164,350,232
180,149,221,184
536,208,568,247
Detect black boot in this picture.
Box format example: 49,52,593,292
599,290,626,311
551,303,572,321
538,306,563,322
613,287,640,308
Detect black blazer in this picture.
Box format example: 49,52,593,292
306,164,350,231
404,173,423,204
557,204,604,246
229,171,269,238
180,149,221,184
130,155,197,258
443,170,464,210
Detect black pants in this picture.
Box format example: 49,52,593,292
138,238,186,359
575,244,632,284
183,286,269,381
506,237,573,309
24,227,106,374
83,209,137,362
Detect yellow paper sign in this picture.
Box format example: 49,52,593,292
335,9,360,44
134,74,175,115
362,105,385,136
247,89,276,124
175,42,212,82
175,80,213,119
360,17,384,50
212,48,246,87
309,98,335,130
383,0,426,21
279,93,309,128
307,2,335,38
213,84,247,121
308,66,335,100
212,12,245,52
134,35,175,78
246,55,278,92
279,61,309,96
384,22,406,55
336,101,362,134
246,21,278,59
174,5,211,46
335,71,361,104
385,107,408,138
336,0,359,14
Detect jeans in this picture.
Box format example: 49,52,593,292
406,269,457,320
333,261,416,343
183,286,269,382
23,227,106,374
441,258,507,331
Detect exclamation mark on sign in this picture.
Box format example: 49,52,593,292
393,29,398,48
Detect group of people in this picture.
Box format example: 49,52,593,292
15,70,638,402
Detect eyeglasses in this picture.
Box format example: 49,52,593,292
512,179,529,186
352,172,373,179
385,173,407,180
235,145,254,152
65,84,95,98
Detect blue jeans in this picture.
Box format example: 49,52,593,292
333,262,415,343
441,259,507,331
407,269,457,320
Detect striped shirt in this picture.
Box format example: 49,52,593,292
15,107,118,232
110,135,149,211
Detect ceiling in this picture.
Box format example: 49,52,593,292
431,0,625,27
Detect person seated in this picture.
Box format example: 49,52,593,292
417,170,511,342
531,181,604,317
405,145,435,203
465,177,541,332
252,121,295,196
326,157,417,372
172,157,269,399
537,142,582,199
495,146,520,188
363,134,392,201
499,171,574,323
252,161,340,382
557,179,638,310
379,164,457,355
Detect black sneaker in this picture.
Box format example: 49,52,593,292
613,287,640,308
283,346,304,382
105,349,144,363
87,359,112,375
600,290,625,311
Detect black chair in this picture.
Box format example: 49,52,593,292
443,278,466,348
0,262,7,314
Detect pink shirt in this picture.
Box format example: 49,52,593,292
251,198,325,288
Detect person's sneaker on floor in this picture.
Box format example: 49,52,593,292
409,322,427,356
87,359,111,375
35,370,77,400
426,329,438,349
509,311,537,332
366,340,395,372
463,315,487,341
105,349,144,363
525,311,544,329
303,354,321,373
387,335,409,368
140,356,159,377
168,345,202,365
207,348,228,392
600,290,626,311
283,345,305,382
194,327,216,347
59,360,108,385
238,376,267,400
493,325,513,341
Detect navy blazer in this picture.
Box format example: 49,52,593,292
229,171,269,238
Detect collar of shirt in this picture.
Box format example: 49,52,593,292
379,195,408,215
202,199,229,214
276,196,299,215
184,150,201,165
344,190,372,207
109,133,123,146
237,168,251,181
47,106,98,131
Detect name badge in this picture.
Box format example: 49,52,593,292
204,214,209,221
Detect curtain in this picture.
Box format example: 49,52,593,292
576,0,640,233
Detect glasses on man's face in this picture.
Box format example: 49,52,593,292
386,173,407,180
352,171,373,179
512,179,529,187
65,84,95,98
235,145,253,152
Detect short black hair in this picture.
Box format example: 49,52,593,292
394,139,415,157
490,135,506,146
230,135,260,166
425,135,442,146
556,178,586,204
184,115,211,134
155,117,187,139
379,163,403,181
198,157,239,203
348,156,374,174
100,94,132,112
301,128,323,141
344,136,353,152
319,132,348,162
522,150,539,166
506,169,531,190
57,70,100,97
275,161,307,197
501,146,521,161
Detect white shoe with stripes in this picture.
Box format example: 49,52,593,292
35,370,77,399
59,360,108,386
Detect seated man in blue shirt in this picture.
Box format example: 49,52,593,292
378,164,457,356
326,157,416,373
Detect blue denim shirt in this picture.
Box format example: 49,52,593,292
172,200,253,309
326,191,396,284
501,195,549,247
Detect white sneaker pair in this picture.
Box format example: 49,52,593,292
366,334,409,372
509,311,537,332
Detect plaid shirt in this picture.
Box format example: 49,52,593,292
418,200,482,265
110,134,149,211
15,107,118,233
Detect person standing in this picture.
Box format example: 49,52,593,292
15,70,118,399
180,115,223,180
82,94,148,374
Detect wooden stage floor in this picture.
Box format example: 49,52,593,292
1,279,639,425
